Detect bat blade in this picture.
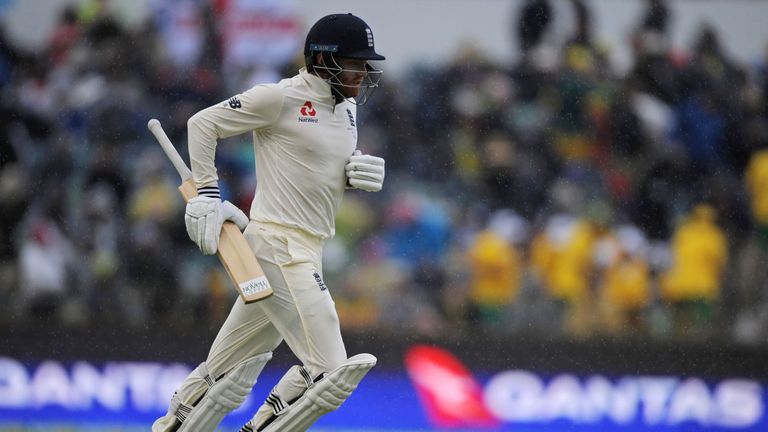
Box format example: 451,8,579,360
148,119,273,303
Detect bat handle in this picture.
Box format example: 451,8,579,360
147,119,193,182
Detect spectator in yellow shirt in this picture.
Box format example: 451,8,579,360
746,149,768,235
530,204,611,335
596,225,651,333
531,215,597,305
661,204,727,333
466,210,525,326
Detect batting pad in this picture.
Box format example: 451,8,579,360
179,352,272,432
261,353,377,432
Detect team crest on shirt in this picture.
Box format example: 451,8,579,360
298,101,319,123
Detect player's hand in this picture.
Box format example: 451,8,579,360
345,150,385,192
185,196,249,255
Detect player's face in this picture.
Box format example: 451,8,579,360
335,58,369,98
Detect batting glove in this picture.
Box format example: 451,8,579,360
185,186,249,255
345,150,385,192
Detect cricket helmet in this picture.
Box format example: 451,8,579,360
304,13,385,61
304,13,385,105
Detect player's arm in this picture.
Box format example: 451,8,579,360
185,85,284,255
188,85,284,189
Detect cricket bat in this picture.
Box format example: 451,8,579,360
147,119,272,303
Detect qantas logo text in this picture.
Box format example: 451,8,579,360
404,345,763,430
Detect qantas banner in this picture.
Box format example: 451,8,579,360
0,347,765,431
403,345,766,431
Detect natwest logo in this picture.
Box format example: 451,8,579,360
298,101,319,123
300,101,316,117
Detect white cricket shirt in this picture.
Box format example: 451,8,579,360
187,68,358,240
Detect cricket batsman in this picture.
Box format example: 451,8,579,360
152,13,387,432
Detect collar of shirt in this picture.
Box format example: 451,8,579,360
298,67,336,104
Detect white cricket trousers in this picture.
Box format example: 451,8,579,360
152,221,347,431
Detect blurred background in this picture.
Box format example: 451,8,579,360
2,0,768,430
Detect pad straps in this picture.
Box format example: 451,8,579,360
172,361,216,425
268,365,315,416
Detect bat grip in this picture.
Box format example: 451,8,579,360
147,119,193,182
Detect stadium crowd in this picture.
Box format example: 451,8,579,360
2,0,768,346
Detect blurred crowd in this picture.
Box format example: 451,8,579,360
3,0,768,346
